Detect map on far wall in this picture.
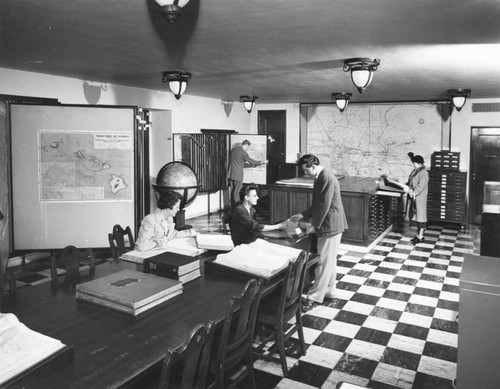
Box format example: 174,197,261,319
230,134,267,185
39,131,134,202
304,103,447,184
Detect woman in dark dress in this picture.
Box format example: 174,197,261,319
405,152,429,244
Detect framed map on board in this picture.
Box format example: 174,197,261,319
230,134,267,184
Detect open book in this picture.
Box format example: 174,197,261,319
0,313,68,385
213,239,303,279
121,237,208,263
376,175,407,194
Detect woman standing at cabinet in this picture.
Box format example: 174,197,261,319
405,152,429,244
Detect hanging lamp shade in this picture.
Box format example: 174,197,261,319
343,57,380,93
154,0,191,24
162,71,191,100
331,93,352,113
239,96,258,113
448,89,471,112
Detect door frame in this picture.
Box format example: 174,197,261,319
469,126,500,224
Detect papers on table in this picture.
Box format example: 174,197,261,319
213,239,303,279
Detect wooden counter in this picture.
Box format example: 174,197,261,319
269,176,401,247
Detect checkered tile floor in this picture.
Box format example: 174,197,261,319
189,212,475,389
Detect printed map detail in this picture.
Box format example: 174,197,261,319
39,131,133,201
305,104,445,184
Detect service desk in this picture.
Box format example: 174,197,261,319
269,176,401,247
457,254,500,389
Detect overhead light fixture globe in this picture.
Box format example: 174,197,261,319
162,71,191,100
448,88,471,112
239,96,258,113
154,0,191,24
331,92,352,113
343,57,380,94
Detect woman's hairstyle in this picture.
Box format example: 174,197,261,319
239,183,258,202
408,152,424,164
297,154,320,167
157,191,183,210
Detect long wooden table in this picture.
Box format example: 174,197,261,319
1,260,249,389
2,240,317,389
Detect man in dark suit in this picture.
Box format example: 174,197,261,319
228,139,267,208
291,154,348,305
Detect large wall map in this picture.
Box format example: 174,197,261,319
39,131,133,202
304,103,447,184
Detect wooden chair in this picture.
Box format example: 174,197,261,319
253,250,309,376
157,321,214,389
108,224,134,261
209,278,262,389
50,245,95,280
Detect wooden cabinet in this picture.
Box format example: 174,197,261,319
269,176,400,247
428,171,467,224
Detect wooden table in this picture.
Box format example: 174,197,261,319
1,260,249,389
2,242,317,389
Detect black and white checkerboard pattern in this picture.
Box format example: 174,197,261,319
246,225,473,389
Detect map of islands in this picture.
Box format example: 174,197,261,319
305,103,446,184
39,131,133,201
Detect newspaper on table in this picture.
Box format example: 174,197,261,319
213,239,303,279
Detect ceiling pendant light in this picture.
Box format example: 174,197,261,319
331,93,352,113
239,96,258,113
154,0,191,24
162,71,191,100
343,57,381,94
448,89,471,112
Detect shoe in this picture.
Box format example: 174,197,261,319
301,299,319,312
411,236,424,244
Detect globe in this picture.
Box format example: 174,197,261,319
152,161,200,208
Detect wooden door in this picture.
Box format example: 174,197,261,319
258,110,286,185
469,127,500,224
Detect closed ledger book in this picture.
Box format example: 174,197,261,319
196,233,234,251
143,252,200,277
76,270,182,316
150,267,202,284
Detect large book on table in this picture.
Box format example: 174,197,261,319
148,266,202,284
143,252,200,277
0,313,72,386
75,270,182,316
120,237,207,264
196,233,234,251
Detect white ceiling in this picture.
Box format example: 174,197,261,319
1,0,500,104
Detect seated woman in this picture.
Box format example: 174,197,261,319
230,184,285,246
135,191,197,251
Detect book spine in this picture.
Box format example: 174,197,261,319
149,260,200,276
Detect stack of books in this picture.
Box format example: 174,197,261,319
144,252,201,284
75,270,183,316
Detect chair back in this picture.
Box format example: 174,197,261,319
108,224,134,260
214,278,262,388
283,250,309,313
50,245,95,280
158,321,214,389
